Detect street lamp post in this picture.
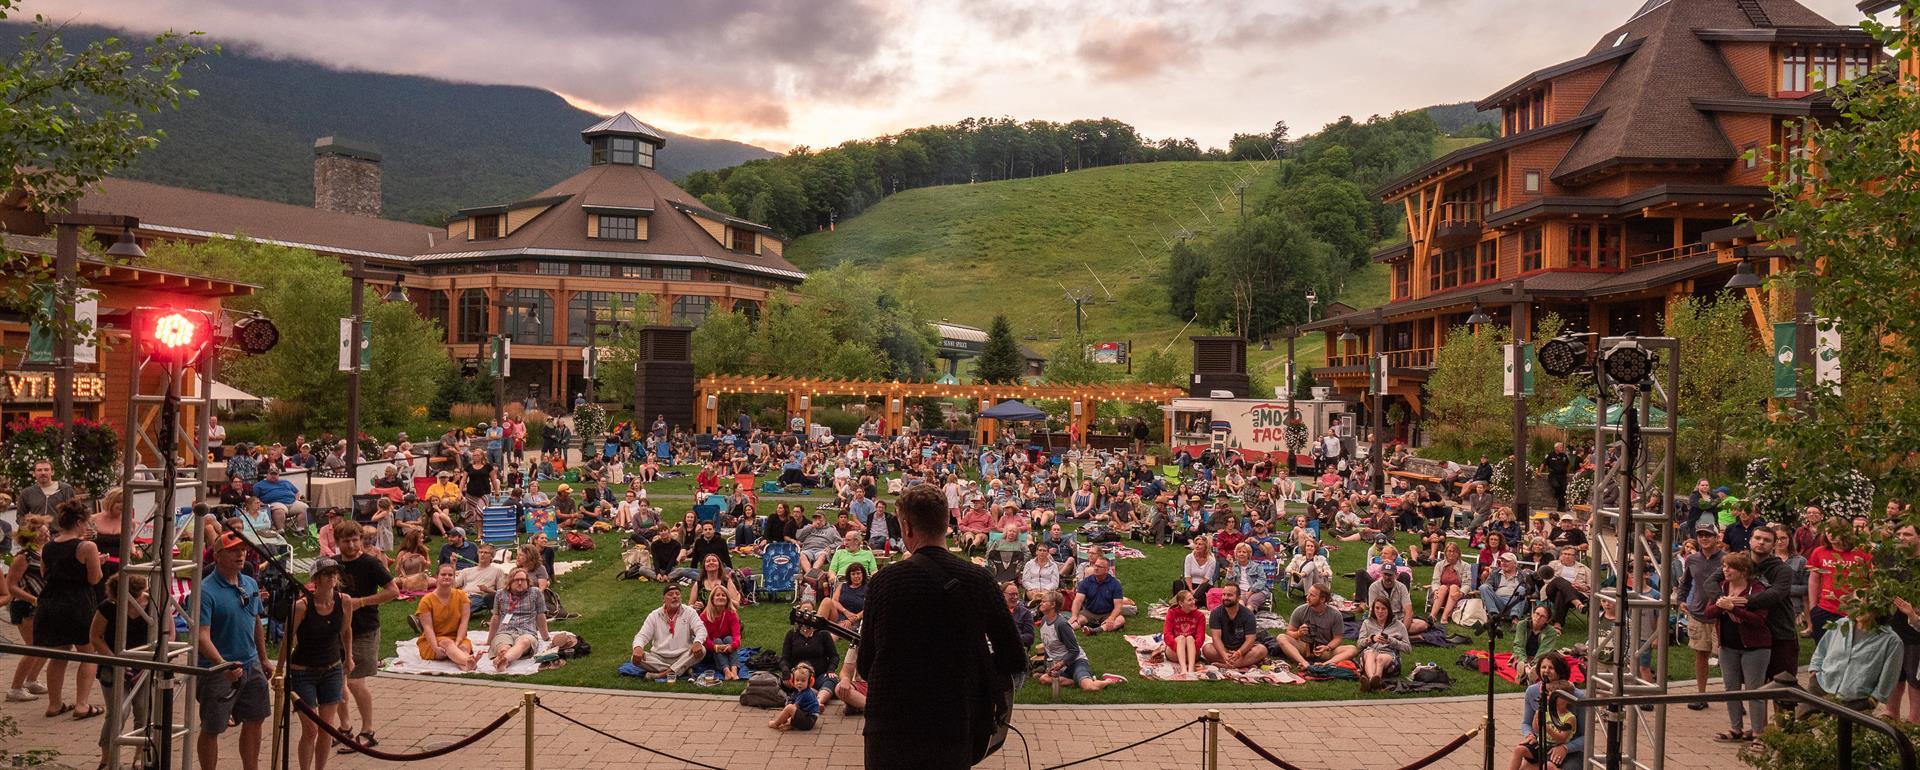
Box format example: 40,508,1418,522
1369,323,1384,494
581,314,621,407
341,257,407,482
47,214,143,447
1305,289,1318,324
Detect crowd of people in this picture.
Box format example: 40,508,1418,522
5,407,1918,769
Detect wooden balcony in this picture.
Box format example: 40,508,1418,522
1624,241,1710,269
1430,201,1483,250
1387,347,1436,368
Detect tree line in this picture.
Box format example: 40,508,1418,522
680,117,1292,240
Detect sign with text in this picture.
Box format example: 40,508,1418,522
1,371,106,403
1502,342,1535,396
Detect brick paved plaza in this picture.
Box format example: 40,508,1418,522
2,646,1751,770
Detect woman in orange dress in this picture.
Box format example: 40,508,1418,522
414,564,476,671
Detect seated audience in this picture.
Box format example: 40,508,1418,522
1356,596,1411,692
1070,556,1132,634
630,584,706,679
1202,584,1267,670
414,564,477,672
483,568,548,670
1274,584,1357,669
1037,591,1118,692
1160,589,1206,677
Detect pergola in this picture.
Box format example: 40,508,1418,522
693,374,1185,447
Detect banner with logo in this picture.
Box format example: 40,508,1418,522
74,290,98,364
1771,321,1798,398
1503,342,1535,397
1814,317,1841,394
338,318,372,372
1369,354,1388,395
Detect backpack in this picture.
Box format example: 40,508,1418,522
1410,662,1451,686
739,671,787,709
1452,597,1488,628
564,531,595,551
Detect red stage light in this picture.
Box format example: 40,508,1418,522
135,306,213,364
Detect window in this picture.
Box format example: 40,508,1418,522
1427,252,1442,293
1782,46,1866,92
427,292,451,342
1567,223,1622,269
567,291,642,344
1435,248,1479,290
729,227,755,253
1479,240,1497,282
1523,171,1542,193
1521,228,1544,272
610,137,638,165
472,214,501,240
1844,48,1872,81
1568,224,1593,268
636,142,655,169
1393,263,1410,299
597,215,639,241
1743,143,1759,170
671,295,710,327
622,265,654,279
456,290,489,343
537,262,570,276
1479,178,1499,219
579,263,611,278
503,289,552,345
734,300,761,326
661,267,693,281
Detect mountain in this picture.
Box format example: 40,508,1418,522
0,23,777,224
1422,102,1501,137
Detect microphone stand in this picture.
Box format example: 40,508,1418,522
221,517,318,770
1482,580,1531,770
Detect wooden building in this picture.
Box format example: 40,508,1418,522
1303,0,1886,433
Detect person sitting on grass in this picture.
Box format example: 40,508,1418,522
1429,542,1475,626
1203,584,1268,670
1246,517,1285,561
1037,591,1120,692
1020,544,1064,601
1511,652,1584,770
956,499,995,554
769,663,822,732
699,589,743,681
796,512,841,574
1220,542,1275,612
455,544,506,614
1275,584,1358,669
833,648,867,715
1173,536,1218,597
1285,539,1333,596
1003,581,1036,650
1512,604,1561,684
1356,596,1412,692
631,584,706,681
1160,589,1206,677
437,527,480,569
819,563,870,629
414,564,477,672
483,568,548,671
1041,524,1078,576
1070,556,1131,635
1413,520,1448,566
827,530,878,580
691,553,741,612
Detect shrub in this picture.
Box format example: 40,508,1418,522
1,417,119,496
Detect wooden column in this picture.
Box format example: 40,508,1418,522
978,397,996,445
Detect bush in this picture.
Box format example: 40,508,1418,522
1,417,119,496
1746,712,1920,770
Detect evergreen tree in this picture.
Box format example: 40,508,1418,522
975,315,1023,384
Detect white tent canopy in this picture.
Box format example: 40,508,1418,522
209,381,262,403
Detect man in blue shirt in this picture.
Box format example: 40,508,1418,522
847,488,877,529
195,533,270,770
1070,555,1132,634
438,527,481,569
249,465,309,532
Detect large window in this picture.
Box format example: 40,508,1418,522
456,290,489,343
1393,263,1410,299
597,215,638,241
472,214,501,240
567,291,643,345
579,264,611,278
622,265,654,279
1567,224,1622,269
1479,240,1498,282
537,262,569,276
1434,247,1481,291
503,289,553,345
1782,46,1871,92
427,292,451,342
729,227,755,253
734,299,761,326
661,267,693,282
1520,228,1544,272
671,295,710,327
610,137,638,165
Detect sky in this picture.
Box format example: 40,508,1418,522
56,0,1875,152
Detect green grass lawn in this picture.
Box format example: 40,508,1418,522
343,465,1707,705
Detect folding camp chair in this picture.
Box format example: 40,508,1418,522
758,542,800,602
694,503,722,526
480,504,519,545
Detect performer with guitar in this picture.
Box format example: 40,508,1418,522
855,483,1024,769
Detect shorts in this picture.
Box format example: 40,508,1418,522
1077,609,1114,626
197,661,271,734
1902,644,1920,686
350,630,380,679
789,710,818,731
1686,615,1719,653
850,680,868,697
1063,657,1094,684
7,600,31,625
491,631,537,658
287,665,346,707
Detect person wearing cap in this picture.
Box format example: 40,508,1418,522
252,466,309,533
631,583,706,679
955,497,995,554
193,533,271,770
796,512,842,574
330,520,396,749
1678,523,1727,709
1479,551,1533,621
286,557,358,770
1549,513,1589,553
437,527,480,570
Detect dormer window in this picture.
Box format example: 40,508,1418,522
598,215,639,240
472,214,501,240
589,136,656,168
729,227,755,253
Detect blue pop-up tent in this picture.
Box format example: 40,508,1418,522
978,399,1047,422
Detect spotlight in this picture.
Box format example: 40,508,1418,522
233,313,280,355
1537,334,1587,378
1603,341,1655,385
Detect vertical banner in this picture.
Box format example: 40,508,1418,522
1502,343,1536,397
489,337,512,378
582,345,598,379
338,318,354,371
1281,360,1294,399
23,285,54,364
1370,354,1388,395
1814,317,1841,393
74,290,99,364
1771,321,1798,398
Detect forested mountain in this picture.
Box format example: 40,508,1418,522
0,22,776,224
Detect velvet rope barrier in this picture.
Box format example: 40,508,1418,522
1220,718,1484,770
288,696,520,762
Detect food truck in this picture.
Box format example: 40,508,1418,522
1164,388,1351,470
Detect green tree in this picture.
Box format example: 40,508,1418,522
1662,297,1769,478
1423,324,1511,461
142,239,447,433
687,309,757,378
1743,0,1920,618
0,3,212,352
975,315,1023,384
1043,335,1113,385
1132,348,1184,387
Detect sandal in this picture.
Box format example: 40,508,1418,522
44,704,72,718
1713,729,1745,743
73,705,104,720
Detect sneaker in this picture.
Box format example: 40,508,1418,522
405,614,423,635
4,688,33,702
1099,674,1127,684
25,682,47,696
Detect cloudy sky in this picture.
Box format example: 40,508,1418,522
58,0,1874,151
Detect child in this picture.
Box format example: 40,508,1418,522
769,663,821,732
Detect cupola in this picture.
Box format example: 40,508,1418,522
581,112,667,169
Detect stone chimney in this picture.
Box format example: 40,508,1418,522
312,136,383,217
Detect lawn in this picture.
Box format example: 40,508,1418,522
344,465,1706,705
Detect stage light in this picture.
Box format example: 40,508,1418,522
1536,334,1587,378
233,314,280,355
1603,341,1655,385
135,307,213,364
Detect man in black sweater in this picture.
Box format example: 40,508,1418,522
858,484,1024,769
688,520,733,570
1737,525,1800,687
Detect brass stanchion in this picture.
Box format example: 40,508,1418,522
524,691,537,770
1205,709,1221,770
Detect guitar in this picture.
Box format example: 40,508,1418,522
791,599,1016,764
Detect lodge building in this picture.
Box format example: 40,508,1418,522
1303,0,1892,436
2,113,802,409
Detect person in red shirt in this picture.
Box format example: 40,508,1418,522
694,464,721,496
1804,532,1871,643
1159,589,1207,678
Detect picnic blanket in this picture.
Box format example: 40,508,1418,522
615,647,763,681
382,631,545,676
1458,649,1587,685
1341,618,1455,647
1121,634,1305,685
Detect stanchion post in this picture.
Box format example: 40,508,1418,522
1205,709,1220,770
524,691,537,770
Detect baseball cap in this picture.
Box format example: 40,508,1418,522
1695,524,1721,536
1497,552,1518,563
450,527,467,538
312,557,342,576
218,532,248,551
1559,513,1577,522
557,484,572,493
265,466,279,475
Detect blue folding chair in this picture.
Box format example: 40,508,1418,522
759,541,799,602
694,503,722,526
480,505,519,545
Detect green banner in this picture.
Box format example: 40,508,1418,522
23,285,54,364
1772,321,1798,398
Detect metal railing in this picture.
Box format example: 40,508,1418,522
1624,241,1710,269
1556,686,1917,770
